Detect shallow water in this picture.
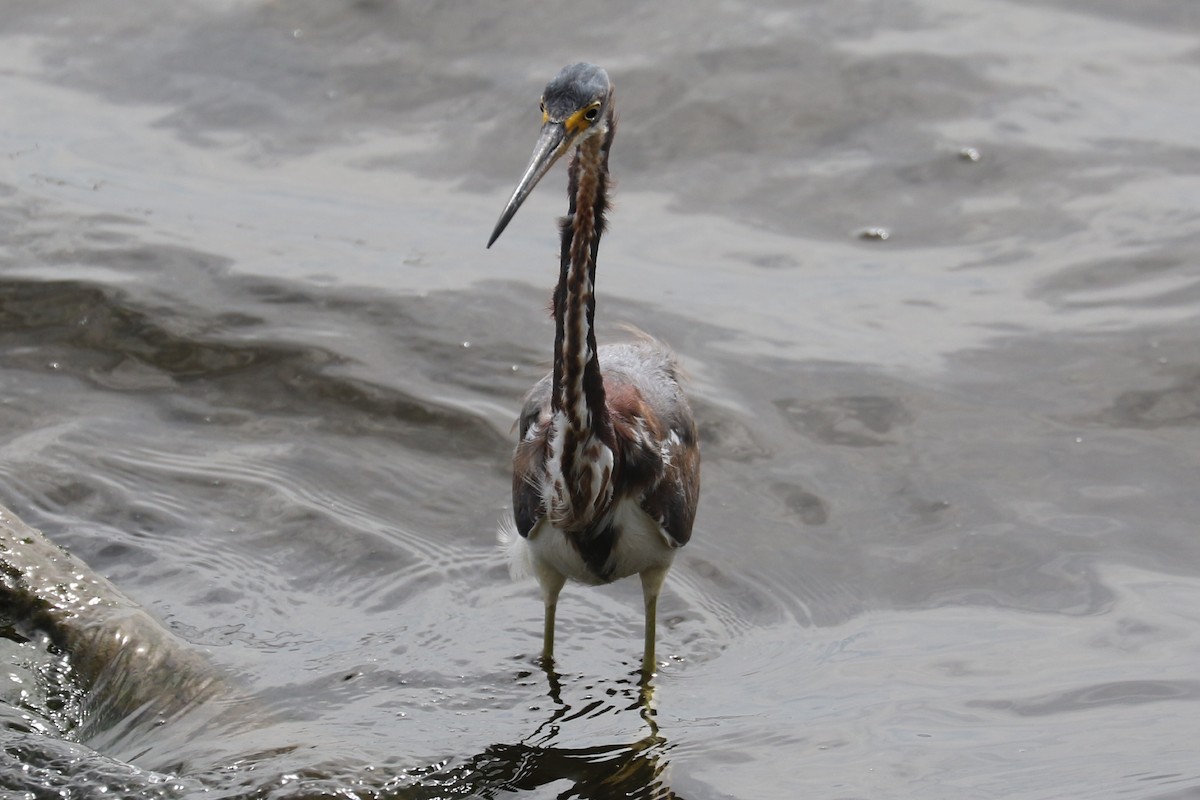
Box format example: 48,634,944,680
2,0,1199,797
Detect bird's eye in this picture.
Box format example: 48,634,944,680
584,106,600,122
539,99,546,113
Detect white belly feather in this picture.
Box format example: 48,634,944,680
500,496,676,588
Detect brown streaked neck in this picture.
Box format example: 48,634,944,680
551,110,614,439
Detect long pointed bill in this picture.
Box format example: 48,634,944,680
487,122,569,248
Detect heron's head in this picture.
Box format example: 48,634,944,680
487,63,613,248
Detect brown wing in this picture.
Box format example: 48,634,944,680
511,375,553,538
640,414,700,547
602,341,701,548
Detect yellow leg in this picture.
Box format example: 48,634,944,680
542,599,557,662
537,568,566,665
639,565,670,678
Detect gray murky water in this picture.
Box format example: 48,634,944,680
2,1,1199,797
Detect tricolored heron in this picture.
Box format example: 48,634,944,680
488,63,701,676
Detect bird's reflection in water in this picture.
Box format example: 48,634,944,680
429,663,683,800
